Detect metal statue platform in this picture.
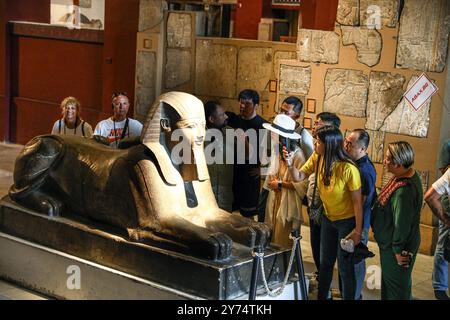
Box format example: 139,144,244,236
0,197,303,300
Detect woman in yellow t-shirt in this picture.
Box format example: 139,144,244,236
286,125,363,300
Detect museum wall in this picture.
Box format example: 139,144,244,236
136,0,450,254
0,0,50,141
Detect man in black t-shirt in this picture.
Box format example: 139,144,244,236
226,89,268,218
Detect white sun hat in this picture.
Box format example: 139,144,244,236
263,114,301,140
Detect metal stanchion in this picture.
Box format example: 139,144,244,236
248,246,263,300
292,229,308,300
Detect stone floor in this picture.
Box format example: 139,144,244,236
0,142,444,300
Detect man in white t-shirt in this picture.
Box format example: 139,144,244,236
94,92,143,148
425,167,450,299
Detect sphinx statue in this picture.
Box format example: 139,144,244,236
9,92,271,261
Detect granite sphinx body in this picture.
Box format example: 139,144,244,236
9,92,270,261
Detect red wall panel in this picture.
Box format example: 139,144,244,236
5,0,50,23
102,0,139,116
11,36,103,109
234,0,263,39
12,97,57,144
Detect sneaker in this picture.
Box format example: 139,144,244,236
434,290,450,300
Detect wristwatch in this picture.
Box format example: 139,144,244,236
278,180,282,191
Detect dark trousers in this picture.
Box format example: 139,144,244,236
318,215,356,300
308,210,322,272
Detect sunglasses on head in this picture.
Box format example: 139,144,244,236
112,91,128,99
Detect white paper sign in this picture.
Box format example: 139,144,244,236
404,73,438,111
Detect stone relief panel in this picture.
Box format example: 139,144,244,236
365,71,406,130
195,40,237,98
137,51,156,88
167,12,192,48
336,0,359,26
139,0,164,31
165,49,191,89
135,86,155,122
341,27,382,67
380,76,431,138
323,69,368,117
237,47,273,96
273,51,297,78
360,0,400,28
136,51,156,119
297,29,340,64
396,0,450,73
278,64,311,95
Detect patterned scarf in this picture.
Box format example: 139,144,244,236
377,176,409,207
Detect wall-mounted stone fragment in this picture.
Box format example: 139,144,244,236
167,12,192,48
365,71,405,130
341,26,382,67
360,0,399,28
297,29,340,64
396,0,450,72
380,76,431,138
273,51,297,78
324,69,368,117
165,49,191,89
237,47,273,95
279,64,311,95
195,40,237,98
336,0,359,26
139,0,164,32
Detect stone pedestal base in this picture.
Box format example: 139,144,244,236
0,197,304,300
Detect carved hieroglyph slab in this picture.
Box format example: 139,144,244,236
165,49,191,89
139,0,164,31
137,51,156,88
396,0,450,72
237,47,273,95
136,51,156,118
380,76,431,138
365,71,406,130
336,0,359,26
341,27,382,67
167,12,192,48
323,69,368,117
273,51,297,77
360,0,400,28
195,40,237,98
345,129,385,163
297,29,340,64
279,64,311,95
136,86,155,121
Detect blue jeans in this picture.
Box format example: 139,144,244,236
318,216,356,300
354,228,369,299
432,220,449,291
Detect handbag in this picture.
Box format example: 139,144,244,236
309,155,324,224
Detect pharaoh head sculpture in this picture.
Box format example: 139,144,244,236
141,92,209,184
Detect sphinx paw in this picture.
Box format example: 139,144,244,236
203,232,232,260
250,222,271,248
